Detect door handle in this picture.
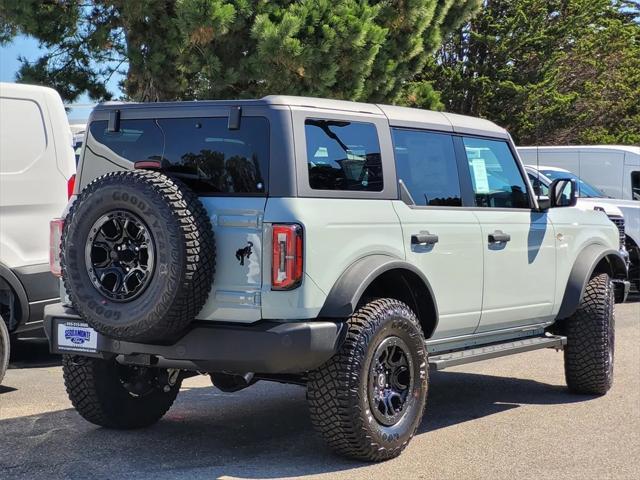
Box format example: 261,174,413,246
488,230,511,244
411,232,439,246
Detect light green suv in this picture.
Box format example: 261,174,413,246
45,96,628,461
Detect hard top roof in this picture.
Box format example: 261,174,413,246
94,94,509,139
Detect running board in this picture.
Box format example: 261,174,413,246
428,335,567,371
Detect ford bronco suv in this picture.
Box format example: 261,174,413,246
45,96,629,461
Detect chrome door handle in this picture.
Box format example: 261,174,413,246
488,230,511,244
411,232,439,245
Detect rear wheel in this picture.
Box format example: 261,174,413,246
0,316,9,384
62,355,181,429
564,273,615,395
307,298,428,461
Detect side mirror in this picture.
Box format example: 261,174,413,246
549,178,577,208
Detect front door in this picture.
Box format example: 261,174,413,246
391,128,484,339
461,137,557,332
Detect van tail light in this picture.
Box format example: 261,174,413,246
271,224,303,290
50,218,64,277
67,174,76,199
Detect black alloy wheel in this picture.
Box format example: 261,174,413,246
85,210,155,302
368,336,414,426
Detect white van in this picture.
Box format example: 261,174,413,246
519,145,640,289
0,83,75,339
517,145,640,201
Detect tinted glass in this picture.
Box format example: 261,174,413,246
463,138,530,208
305,119,382,191
632,171,640,201
539,169,604,198
392,129,461,206
89,117,269,195
528,172,549,196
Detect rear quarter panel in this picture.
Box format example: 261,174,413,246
261,197,404,319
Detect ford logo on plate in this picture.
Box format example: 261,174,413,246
65,328,91,345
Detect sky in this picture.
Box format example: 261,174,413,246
0,35,125,124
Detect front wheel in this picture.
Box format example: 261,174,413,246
307,298,428,461
564,273,615,395
62,355,181,428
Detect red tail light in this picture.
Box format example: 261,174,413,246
67,174,76,199
271,224,303,290
50,218,64,277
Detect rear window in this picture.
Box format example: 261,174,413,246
305,119,383,191
89,116,269,195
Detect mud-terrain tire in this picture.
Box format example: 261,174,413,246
307,298,428,461
564,273,615,395
0,316,9,384
62,355,181,428
61,170,215,343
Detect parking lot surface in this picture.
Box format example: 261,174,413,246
1,298,639,480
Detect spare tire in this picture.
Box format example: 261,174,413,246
61,170,215,343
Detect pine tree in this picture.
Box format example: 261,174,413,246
424,0,640,144
0,0,480,105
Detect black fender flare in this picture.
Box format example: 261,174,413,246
319,254,439,323
557,244,627,319
0,262,30,329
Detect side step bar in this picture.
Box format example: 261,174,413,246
429,335,567,371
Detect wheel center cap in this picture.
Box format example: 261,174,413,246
377,373,386,388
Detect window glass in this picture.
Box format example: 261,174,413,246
539,169,604,198
463,137,530,208
305,119,382,191
89,117,269,195
632,171,640,201
527,172,549,196
392,129,461,206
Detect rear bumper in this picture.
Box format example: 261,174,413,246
44,303,345,374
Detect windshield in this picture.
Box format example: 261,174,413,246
539,169,606,198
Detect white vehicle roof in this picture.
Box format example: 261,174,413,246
526,165,570,172
518,145,640,156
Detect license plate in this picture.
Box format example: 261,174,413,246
56,321,99,353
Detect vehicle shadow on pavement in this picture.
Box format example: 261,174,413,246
0,369,594,480
421,370,590,434
8,338,61,369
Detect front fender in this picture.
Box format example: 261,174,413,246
557,244,627,319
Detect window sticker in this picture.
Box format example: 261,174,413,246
471,158,490,193
314,146,328,158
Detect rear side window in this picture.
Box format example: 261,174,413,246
305,119,383,191
392,129,461,206
463,137,530,208
89,116,269,195
631,171,640,201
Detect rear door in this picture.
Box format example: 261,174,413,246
391,128,484,339
460,137,557,332
84,105,275,322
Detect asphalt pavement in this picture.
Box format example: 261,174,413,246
1,297,639,480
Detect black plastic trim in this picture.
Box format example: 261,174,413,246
44,303,346,374
12,263,59,303
557,245,628,319
319,254,439,325
0,262,30,327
